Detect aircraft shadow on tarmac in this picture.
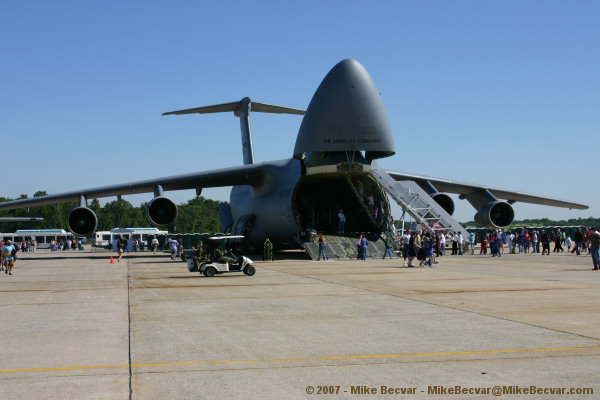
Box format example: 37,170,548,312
166,275,241,279
17,255,114,261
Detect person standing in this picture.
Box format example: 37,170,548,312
407,232,417,267
263,238,273,261
401,230,411,266
178,239,184,259
167,237,178,260
382,236,393,259
572,228,584,255
360,234,368,260
438,231,446,256
540,230,550,255
420,232,435,267
151,236,159,253
451,232,458,255
337,210,346,234
490,233,499,257
317,233,327,261
588,227,600,270
117,239,124,262
469,231,476,255
565,234,572,253
553,229,564,252
480,233,488,255
2,240,17,275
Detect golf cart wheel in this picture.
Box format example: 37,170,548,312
204,266,216,277
243,265,256,276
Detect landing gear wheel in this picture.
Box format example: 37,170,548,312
243,265,256,276
204,266,216,277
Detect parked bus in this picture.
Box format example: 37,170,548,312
0,229,74,249
92,227,168,249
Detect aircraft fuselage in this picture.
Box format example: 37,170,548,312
229,154,393,250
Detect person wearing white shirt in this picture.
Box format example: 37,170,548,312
451,233,458,255
439,232,446,256
401,231,411,266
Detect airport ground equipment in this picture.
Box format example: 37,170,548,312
191,256,255,277
185,235,255,277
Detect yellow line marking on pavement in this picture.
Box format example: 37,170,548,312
1,346,599,374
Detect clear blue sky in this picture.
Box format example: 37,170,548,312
1,0,598,223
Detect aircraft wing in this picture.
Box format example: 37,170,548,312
385,169,588,210
0,217,44,222
0,162,270,211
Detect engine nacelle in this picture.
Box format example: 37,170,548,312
431,193,455,216
474,201,514,229
146,196,178,227
418,181,455,215
67,207,98,236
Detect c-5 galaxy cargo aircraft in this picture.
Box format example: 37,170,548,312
0,59,587,250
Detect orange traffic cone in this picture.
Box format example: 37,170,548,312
110,256,114,264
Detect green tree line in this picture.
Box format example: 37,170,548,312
0,192,223,234
462,216,600,229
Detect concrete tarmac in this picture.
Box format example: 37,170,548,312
0,248,598,399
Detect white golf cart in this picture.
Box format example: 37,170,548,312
185,235,255,277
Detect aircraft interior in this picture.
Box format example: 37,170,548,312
292,173,392,237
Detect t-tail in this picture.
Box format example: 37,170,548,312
163,98,305,165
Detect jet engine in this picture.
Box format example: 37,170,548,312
474,201,514,229
431,193,455,216
67,207,98,236
146,196,178,226
418,181,455,215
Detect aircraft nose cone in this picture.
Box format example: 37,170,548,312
293,59,395,160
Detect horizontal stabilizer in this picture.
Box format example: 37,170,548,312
163,97,305,116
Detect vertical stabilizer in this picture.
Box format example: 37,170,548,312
236,98,254,165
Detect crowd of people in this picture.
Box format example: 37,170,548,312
395,230,457,267
10,239,38,253
4,226,599,272
49,238,84,252
313,225,600,271
392,227,600,270
110,236,173,262
475,227,597,257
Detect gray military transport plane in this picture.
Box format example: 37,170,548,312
0,59,587,251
